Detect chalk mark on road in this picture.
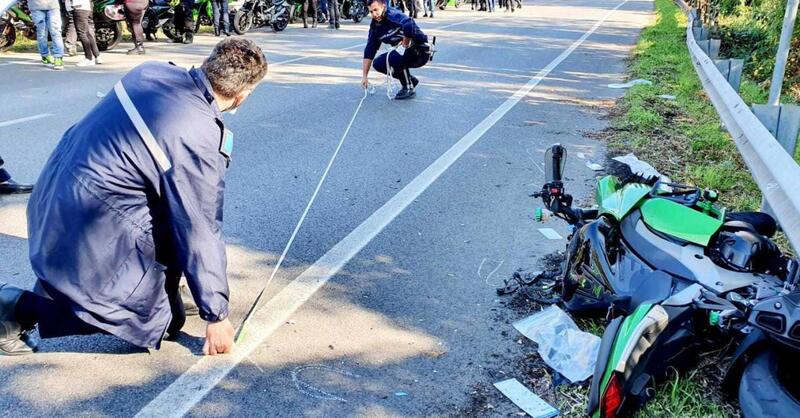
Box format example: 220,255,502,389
291,365,362,403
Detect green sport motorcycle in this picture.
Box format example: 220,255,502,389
0,0,36,52
529,144,800,417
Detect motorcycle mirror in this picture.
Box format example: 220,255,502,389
544,144,567,183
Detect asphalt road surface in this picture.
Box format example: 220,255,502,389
0,0,653,416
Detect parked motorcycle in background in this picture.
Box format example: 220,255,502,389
340,0,365,23
0,0,36,51
141,0,180,41
92,0,124,51
233,0,289,34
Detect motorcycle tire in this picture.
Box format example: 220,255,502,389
272,18,288,32
739,350,800,418
352,11,364,23
0,20,16,52
95,22,122,51
162,20,181,42
233,9,253,35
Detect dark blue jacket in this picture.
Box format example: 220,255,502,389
363,7,428,60
27,62,231,348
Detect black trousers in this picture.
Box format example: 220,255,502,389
0,156,10,183
124,0,148,44
74,9,100,60
372,44,430,87
15,269,185,343
302,0,318,25
176,0,195,33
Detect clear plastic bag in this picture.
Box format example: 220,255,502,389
513,305,601,383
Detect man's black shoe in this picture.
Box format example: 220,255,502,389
0,180,33,195
0,283,36,356
409,75,419,89
335,22,340,29
182,33,193,44
395,87,416,100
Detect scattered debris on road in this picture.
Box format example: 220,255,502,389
494,378,560,418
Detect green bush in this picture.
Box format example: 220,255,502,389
715,0,800,97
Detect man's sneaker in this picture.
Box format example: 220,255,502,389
41,55,54,67
0,283,36,356
67,46,78,57
394,87,416,100
95,55,104,65
335,21,340,29
52,58,64,70
76,58,95,67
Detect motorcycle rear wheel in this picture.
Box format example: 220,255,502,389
739,350,800,418
0,20,16,52
96,22,122,51
233,9,253,34
272,18,288,32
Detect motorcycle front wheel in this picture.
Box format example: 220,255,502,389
95,22,122,51
739,350,800,418
233,9,253,34
271,17,288,32
0,20,16,52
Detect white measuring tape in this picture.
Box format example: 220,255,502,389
236,87,371,342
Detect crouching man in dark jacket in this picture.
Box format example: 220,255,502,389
0,37,268,356
361,0,431,100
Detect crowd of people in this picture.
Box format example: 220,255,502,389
19,0,522,70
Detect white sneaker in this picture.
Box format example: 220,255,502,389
76,58,95,67
95,55,104,65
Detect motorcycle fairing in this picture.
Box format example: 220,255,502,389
640,198,724,246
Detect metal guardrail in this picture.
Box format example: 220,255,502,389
680,5,800,253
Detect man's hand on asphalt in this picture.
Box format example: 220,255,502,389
361,77,369,90
203,318,235,355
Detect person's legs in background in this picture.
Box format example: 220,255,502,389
326,0,339,28
60,0,77,56
74,8,101,66
124,0,148,54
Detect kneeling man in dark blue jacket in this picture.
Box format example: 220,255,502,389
361,0,432,100
0,38,268,356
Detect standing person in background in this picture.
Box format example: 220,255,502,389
317,0,328,23
211,0,230,36
30,0,65,70
326,0,339,29
175,0,195,43
486,0,493,13
422,0,432,17
403,0,415,17
302,0,317,28
123,0,148,54
59,0,77,56
72,0,102,66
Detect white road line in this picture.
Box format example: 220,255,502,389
0,113,52,128
135,2,628,416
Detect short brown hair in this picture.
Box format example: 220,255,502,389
201,38,268,99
